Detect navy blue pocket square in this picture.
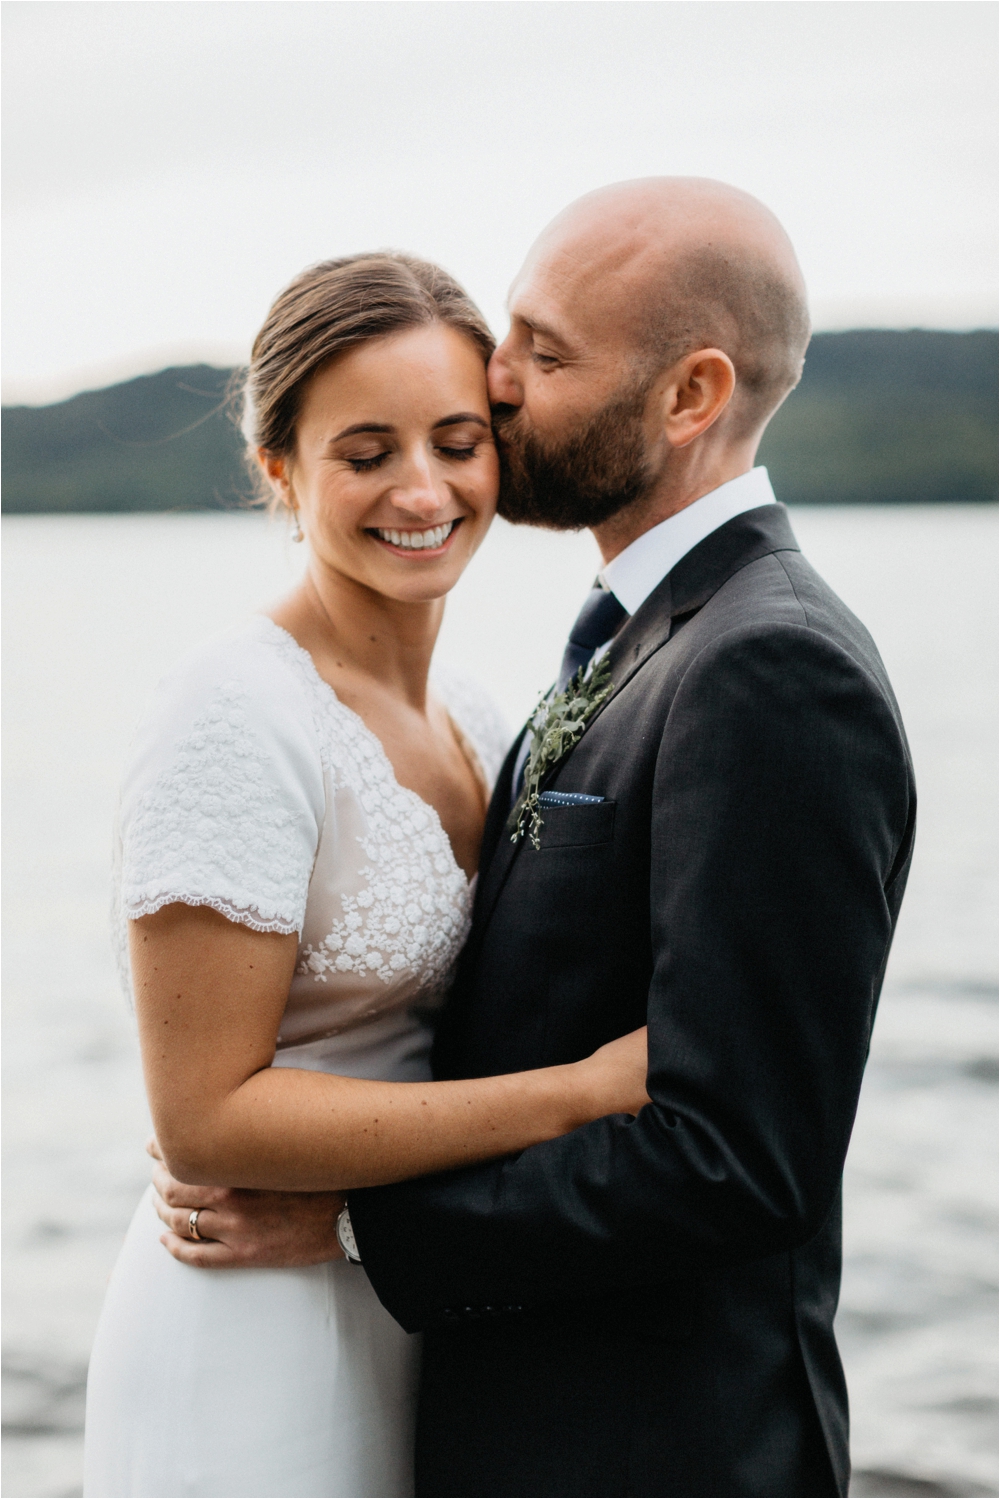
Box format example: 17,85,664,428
538,791,605,806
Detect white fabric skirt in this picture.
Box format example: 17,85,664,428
83,1188,419,1497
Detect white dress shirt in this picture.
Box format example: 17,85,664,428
510,467,777,798
599,465,777,617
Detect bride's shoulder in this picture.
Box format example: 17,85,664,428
115,615,324,946
123,615,325,802
142,615,315,733
431,662,513,788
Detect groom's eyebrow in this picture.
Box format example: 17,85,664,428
525,317,564,342
513,310,574,352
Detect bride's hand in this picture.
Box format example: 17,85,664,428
576,1026,650,1120
146,1137,346,1268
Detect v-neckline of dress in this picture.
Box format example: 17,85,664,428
258,615,476,890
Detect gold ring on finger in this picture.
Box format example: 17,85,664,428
189,1209,203,1241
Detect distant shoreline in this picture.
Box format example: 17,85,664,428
3,330,997,513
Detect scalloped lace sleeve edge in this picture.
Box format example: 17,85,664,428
123,892,300,936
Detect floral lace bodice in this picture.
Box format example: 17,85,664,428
114,616,510,1076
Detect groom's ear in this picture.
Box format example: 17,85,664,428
661,349,737,450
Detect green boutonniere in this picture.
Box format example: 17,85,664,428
511,654,614,849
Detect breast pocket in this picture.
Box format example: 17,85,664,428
536,799,616,849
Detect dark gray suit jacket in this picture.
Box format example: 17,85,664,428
350,504,916,1497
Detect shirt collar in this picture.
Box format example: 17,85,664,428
599,467,777,617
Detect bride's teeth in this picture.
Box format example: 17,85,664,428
376,520,455,548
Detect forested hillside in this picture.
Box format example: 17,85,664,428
2,366,245,514
3,330,996,512
758,329,997,504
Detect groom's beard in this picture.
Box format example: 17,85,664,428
494,380,658,531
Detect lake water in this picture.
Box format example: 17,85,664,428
2,507,997,1499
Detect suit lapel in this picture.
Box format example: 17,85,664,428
587,502,800,726
472,504,800,935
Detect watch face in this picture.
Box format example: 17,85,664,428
337,1207,360,1262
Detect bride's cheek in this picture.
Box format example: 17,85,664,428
473,461,500,517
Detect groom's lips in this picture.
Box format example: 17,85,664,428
367,518,462,557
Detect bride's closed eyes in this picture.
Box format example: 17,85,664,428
436,444,480,461
345,441,483,473
347,451,390,472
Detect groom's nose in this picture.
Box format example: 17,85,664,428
487,344,523,409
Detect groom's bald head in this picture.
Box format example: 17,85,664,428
518,177,810,436
491,178,811,537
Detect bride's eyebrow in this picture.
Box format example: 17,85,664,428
329,414,487,442
432,413,490,430
331,422,395,441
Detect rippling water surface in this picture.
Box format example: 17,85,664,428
3,507,996,1498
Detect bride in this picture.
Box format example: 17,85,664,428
83,252,649,1499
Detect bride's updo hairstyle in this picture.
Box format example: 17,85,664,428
240,252,495,498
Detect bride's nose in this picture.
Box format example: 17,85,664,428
387,449,450,522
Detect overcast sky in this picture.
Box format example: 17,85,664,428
3,0,997,403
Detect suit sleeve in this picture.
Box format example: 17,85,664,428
348,622,915,1332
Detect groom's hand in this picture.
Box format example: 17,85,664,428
147,1137,345,1268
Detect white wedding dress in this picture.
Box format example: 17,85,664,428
83,615,509,1499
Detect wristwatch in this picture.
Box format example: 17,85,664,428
336,1205,362,1265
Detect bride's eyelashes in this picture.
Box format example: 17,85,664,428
436,445,478,461
346,443,481,473
349,452,390,472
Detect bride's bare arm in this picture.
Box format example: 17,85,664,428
131,904,649,1193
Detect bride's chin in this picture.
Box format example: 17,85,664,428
363,560,464,605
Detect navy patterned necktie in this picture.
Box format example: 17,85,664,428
510,583,629,807
557,584,629,691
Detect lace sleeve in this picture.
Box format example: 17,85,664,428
431,663,514,790
117,627,325,940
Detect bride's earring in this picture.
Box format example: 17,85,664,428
290,510,304,543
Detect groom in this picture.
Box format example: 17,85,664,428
156,179,915,1497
